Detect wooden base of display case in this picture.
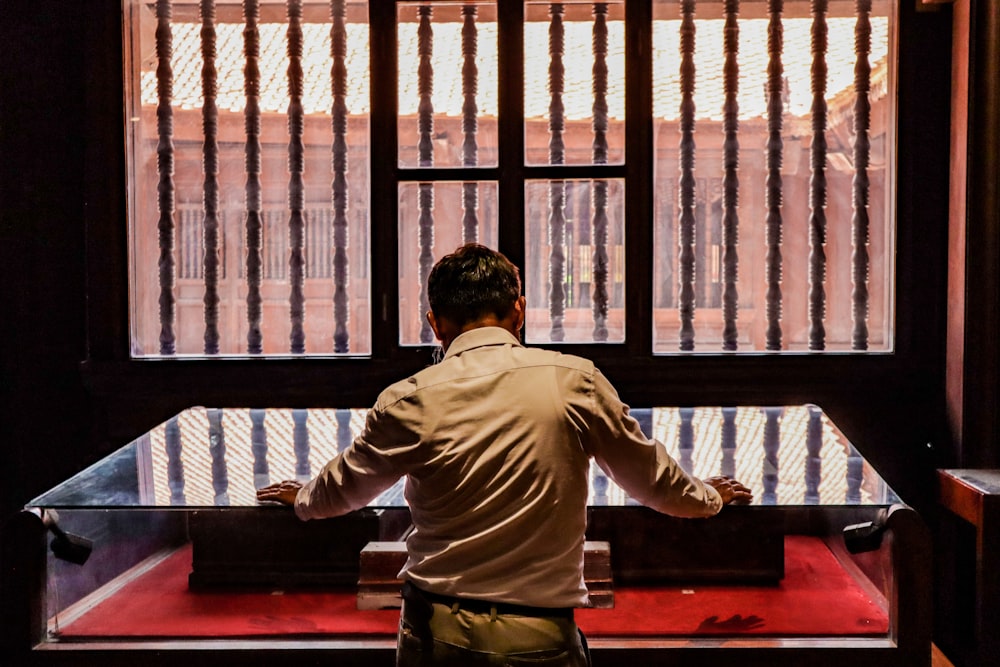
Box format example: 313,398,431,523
586,506,784,585
356,540,613,610
187,507,411,589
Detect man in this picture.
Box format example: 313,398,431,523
257,243,753,666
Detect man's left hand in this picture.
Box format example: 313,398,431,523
704,476,753,505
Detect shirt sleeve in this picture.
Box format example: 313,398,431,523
581,370,723,518
294,397,419,521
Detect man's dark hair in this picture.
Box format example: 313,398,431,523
427,244,521,327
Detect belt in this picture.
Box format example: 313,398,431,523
408,584,574,620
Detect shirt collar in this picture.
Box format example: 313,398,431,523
442,326,523,360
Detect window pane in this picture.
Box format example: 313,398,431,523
651,0,894,352
397,2,499,169
398,181,500,346
126,0,372,356
524,1,625,166
524,179,625,344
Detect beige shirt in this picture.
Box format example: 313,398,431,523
295,327,722,607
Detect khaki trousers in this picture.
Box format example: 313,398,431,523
396,593,591,667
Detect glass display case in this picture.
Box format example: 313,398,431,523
12,405,930,666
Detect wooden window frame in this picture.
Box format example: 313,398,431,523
83,1,952,503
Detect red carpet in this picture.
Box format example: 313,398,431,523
59,536,887,639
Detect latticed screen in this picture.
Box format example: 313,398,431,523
125,0,894,356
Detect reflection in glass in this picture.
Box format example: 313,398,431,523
525,179,625,344
29,405,897,510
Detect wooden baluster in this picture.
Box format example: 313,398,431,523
805,405,822,504
165,415,185,505
591,460,609,505
633,408,653,439
336,408,353,452
250,409,269,489
721,407,737,478
244,0,264,354
762,407,782,505
418,5,435,344
200,0,221,355
678,0,697,351
765,0,785,351
846,444,863,503
721,0,740,350
548,3,566,342
679,407,695,474
462,5,479,244
591,3,609,342
287,0,306,353
293,409,310,482
156,0,176,355
808,0,829,351
207,408,230,504
851,0,872,350
331,0,350,353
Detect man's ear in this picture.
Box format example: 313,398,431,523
427,311,444,342
513,295,526,331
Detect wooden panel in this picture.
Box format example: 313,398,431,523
586,506,784,585
187,508,398,589
357,540,613,610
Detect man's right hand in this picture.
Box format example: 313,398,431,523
704,476,753,505
256,479,303,506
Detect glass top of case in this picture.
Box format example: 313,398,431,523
28,405,899,509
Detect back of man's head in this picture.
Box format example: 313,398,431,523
428,244,521,328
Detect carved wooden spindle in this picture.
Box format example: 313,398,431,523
808,0,829,351
548,3,567,341
721,0,740,351
633,408,653,439
201,0,221,355
156,0,176,356
591,460,609,505
418,5,435,169
207,408,230,504
244,0,264,354
331,0,350,353
678,0,697,351
762,407,782,505
591,3,609,342
548,178,567,343
287,0,306,353
293,409,310,482
418,182,436,345
462,5,479,244
851,0,872,350
418,5,435,344
165,416,185,505
765,0,785,351
721,407,737,478
548,3,566,166
336,408,353,451
805,405,822,504
250,409,269,489
846,444,863,503
678,407,695,474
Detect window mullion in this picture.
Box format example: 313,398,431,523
496,1,526,282
625,0,654,357
370,1,400,358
